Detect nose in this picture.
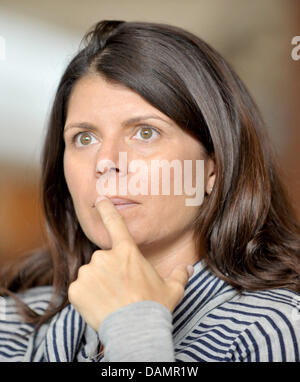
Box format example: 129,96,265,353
96,158,118,176
95,138,127,177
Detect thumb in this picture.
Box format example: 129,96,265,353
165,264,194,300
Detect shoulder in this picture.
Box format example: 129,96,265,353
224,287,300,328
0,285,55,330
3,285,55,317
175,286,300,362
0,285,56,361
218,288,300,361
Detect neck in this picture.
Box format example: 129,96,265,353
138,228,202,279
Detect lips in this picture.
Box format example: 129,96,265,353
93,197,140,207
109,197,139,205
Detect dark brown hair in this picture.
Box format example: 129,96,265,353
1,20,300,331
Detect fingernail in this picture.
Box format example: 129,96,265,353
95,195,108,204
187,265,194,278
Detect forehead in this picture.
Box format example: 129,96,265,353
67,74,172,123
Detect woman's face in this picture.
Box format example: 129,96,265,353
63,74,213,252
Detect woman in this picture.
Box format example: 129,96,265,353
0,20,300,362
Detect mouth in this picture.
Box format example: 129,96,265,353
92,196,141,210
113,203,139,210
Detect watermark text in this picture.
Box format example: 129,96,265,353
291,36,300,61
95,152,205,207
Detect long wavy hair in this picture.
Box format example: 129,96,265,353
1,20,300,332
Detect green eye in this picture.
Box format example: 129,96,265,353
140,127,153,139
79,132,92,145
73,132,98,147
135,126,160,142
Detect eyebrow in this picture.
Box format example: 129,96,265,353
63,114,171,133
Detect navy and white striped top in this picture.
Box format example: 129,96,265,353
0,258,299,362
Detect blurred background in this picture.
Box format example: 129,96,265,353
0,0,299,265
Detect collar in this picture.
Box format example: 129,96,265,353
172,258,237,345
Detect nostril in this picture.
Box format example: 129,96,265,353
96,159,118,174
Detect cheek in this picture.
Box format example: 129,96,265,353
156,160,200,230
63,153,86,203
63,154,76,195
148,194,197,239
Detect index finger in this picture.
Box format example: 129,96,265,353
95,196,136,248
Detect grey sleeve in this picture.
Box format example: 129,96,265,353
98,300,175,362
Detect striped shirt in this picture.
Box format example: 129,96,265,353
0,258,299,362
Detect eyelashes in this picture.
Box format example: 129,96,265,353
133,126,161,142
71,131,98,146
70,126,161,147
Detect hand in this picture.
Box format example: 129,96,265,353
67,196,194,331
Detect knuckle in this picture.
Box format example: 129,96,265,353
68,281,79,301
90,251,103,265
77,264,90,278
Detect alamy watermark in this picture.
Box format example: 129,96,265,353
95,153,205,206
291,36,300,61
0,36,6,61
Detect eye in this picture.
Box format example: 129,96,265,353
133,126,160,142
73,132,98,147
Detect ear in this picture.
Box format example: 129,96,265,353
205,156,216,195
